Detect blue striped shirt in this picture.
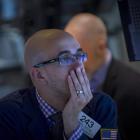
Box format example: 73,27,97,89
36,90,83,140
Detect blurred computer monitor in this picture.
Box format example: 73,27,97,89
118,0,140,61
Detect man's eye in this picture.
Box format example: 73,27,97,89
59,55,73,64
62,56,70,61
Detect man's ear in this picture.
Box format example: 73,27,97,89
96,39,106,56
30,67,46,82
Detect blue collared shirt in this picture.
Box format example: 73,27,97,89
36,91,83,140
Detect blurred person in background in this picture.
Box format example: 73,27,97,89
0,23,25,69
0,29,117,140
65,13,140,140
0,0,24,68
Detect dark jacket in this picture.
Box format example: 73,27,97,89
103,58,140,140
0,87,117,140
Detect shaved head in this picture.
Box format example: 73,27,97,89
24,29,77,72
65,13,107,44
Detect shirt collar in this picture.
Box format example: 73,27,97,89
36,89,57,118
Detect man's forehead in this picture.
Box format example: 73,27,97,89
49,38,81,54
52,43,81,55
34,33,81,57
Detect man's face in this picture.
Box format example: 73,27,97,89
38,38,86,99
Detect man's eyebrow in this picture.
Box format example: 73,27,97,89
58,50,70,56
57,48,83,56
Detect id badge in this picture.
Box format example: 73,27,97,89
79,111,101,138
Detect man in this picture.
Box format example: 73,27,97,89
65,13,140,140
0,29,117,140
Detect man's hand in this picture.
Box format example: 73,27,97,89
62,67,93,137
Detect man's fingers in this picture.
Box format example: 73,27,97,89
68,75,77,98
70,70,82,92
76,68,87,96
82,68,93,100
76,68,93,102
68,68,93,109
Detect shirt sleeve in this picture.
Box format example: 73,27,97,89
63,124,83,140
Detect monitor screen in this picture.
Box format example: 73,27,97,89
117,0,140,61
